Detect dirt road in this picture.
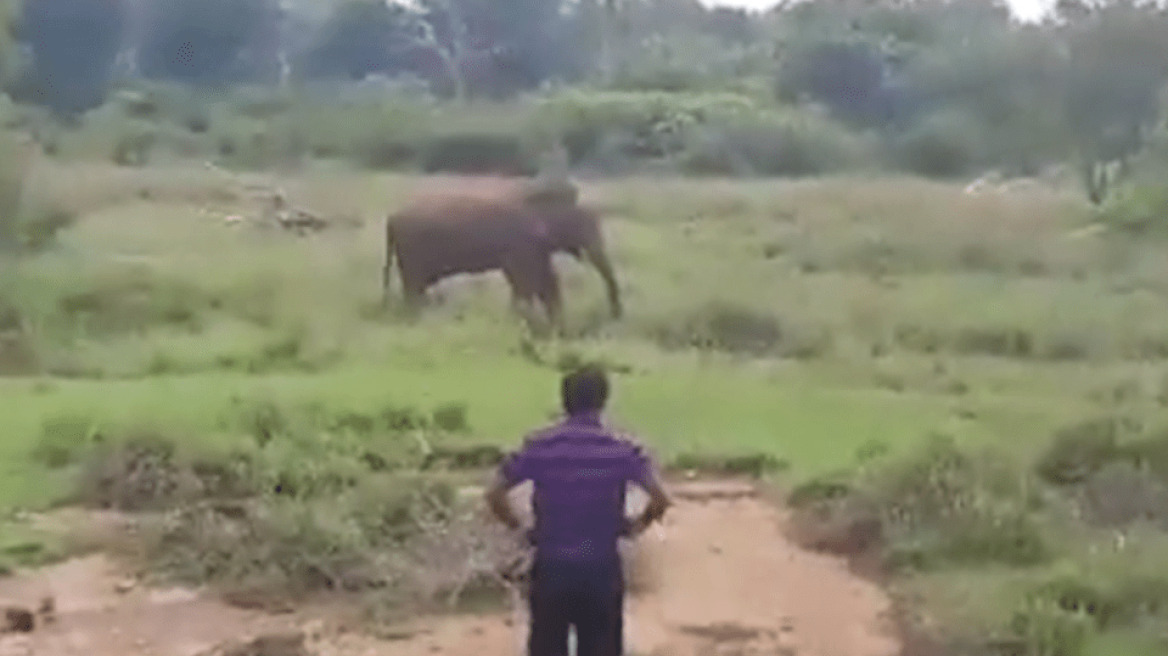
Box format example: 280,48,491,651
0,481,900,656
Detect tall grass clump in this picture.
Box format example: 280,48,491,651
0,130,76,253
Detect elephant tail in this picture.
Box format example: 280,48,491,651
382,216,396,303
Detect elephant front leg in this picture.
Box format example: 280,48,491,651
503,256,559,336
535,266,564,337
399,273,431,314
381,262,393,307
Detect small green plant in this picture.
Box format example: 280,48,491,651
30,414,102,469
431,403,470,433
1007,596,1094,656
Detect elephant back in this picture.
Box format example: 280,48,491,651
519,176,579,206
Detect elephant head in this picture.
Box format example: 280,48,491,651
528,203,623,319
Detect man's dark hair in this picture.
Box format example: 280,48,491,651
561,364,609,415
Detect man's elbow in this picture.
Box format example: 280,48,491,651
647,486,672,520
484,484,506,510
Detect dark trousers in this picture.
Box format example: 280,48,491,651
527,556,624,656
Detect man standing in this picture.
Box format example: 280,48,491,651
485,364,672,656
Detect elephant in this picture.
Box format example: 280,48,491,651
381,190,622,329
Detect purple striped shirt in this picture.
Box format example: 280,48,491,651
499,411,654,563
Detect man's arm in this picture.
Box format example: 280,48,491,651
484,468,524,532
625,474,671,536
623,443,672,537
484,443,532,533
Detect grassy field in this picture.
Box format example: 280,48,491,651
6,160,1168,652
0,164,1144,507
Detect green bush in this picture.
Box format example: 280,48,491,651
650,300,832,359
679,110,871,177
51,269,208,337
111,124,157,167
887,110,984,178
0,131,76,252
30,414,102,469
531,90,758,165
1007,596,1094,656
863,435,1051,569
1035,418,1123,486
1098,182,1168,236
1079,461,1168,528
431,403,470,433
420,131,535,175
73,430,186,511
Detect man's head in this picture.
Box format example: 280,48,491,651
561,364,609,415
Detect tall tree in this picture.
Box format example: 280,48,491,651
16,0,128,115
136,0,282,84
1061,1,1168,203
295,0,416,81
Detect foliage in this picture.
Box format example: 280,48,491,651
13,0,127,115
1063,3,1168,174
136,0,283,84
0,0,1161,191
1097,131,1168,234
294,0,416,81
0,130,73,253
775,37,888,127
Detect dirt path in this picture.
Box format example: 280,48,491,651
0,481,900,656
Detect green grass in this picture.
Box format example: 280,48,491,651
0,165,1143,511
6,161,1168,647
0,354,1058,510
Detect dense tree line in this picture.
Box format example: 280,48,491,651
0,0,1166,197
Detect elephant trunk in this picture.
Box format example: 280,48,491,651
585,242,622,319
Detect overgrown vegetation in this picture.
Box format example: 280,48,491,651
23,399,525,610
788,419,1168,655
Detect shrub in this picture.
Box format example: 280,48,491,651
1079,461,1168,528
1035,418,1123,486
136,474,522,606
431,403,470,433
30,414,102,469
951,326,1035,358
887,110,984,178
209,114,307,171
679,110,871,177
800,435,1053,570
1006,596,1094,656
0,131,75,253
1098,182,1168,236
651,300,831,359
420,131,535,175
52,271,207,337
73,431,186,511
111,125,156,167
530,90,758,165
1117,431,1168,478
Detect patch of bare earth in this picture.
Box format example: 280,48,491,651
0,480,901,656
